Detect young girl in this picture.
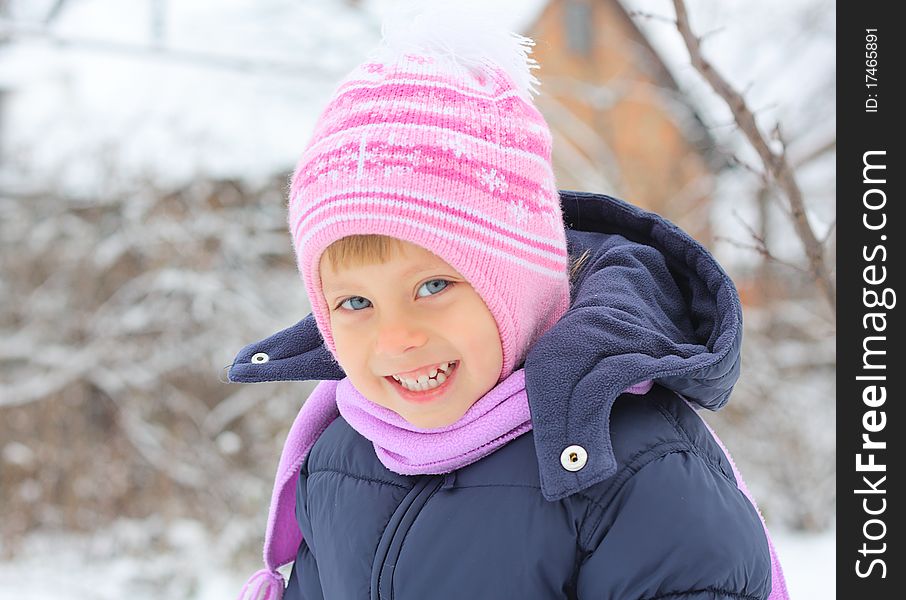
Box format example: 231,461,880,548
229,5,789,599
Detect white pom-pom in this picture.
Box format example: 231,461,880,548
370,0,541,101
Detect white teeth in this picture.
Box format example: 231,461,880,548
391,361,457,391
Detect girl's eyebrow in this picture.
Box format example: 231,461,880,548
400,263,446,278
324,263,448,294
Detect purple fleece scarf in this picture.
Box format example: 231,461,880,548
237,369,653,600
337,368,534,474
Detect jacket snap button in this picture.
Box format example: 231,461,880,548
560,445,588,472
251,352,270,364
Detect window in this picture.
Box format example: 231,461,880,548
564,0,594,57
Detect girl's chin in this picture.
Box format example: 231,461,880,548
399,409,462,429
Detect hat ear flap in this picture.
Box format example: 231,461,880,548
227,313,346,383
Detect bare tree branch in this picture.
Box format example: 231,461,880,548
626,10,677,26
821,219,836,245
670,0,836,314
715,209,812,276
728,154,767,181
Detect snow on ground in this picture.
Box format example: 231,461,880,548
773,526,836,599
0,518,250,600
0,519,834,599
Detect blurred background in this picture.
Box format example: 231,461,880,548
0,0,835,597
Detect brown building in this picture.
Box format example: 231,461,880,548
517,0,726,244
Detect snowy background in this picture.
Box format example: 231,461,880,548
0,0,835,597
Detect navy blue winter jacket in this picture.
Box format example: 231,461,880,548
231,191,773,599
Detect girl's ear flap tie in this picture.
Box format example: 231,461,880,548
236,568,285,600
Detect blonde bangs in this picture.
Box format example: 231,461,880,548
322,234,406,272
324,234,588,284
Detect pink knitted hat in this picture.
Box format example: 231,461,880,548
287,4,570,383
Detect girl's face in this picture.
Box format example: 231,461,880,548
319,239,503,429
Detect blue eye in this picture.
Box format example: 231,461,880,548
338,296,371,311
417,279,453,297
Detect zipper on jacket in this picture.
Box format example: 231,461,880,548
370,475,445,599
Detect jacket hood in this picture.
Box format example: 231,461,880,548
227,190,742,501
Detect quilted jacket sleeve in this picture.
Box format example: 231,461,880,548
283,539,324,600
575,450,772,600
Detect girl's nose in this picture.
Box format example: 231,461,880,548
374,315,429,356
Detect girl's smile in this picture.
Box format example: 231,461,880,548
384,359,460,404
